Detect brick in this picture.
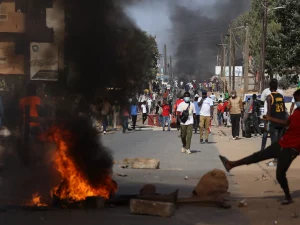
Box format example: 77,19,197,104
130,199,175,217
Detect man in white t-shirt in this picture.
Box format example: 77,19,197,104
198,91,214,143
177,92,196,155
147,98,153,114
141,101,147,124
210,93,216,102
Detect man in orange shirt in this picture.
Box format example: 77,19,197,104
19,83,42,136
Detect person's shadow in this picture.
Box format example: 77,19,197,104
190,150,201,154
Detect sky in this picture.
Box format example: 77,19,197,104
124,0,251,78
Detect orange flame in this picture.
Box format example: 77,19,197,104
27,192,47,207
47,126,117,201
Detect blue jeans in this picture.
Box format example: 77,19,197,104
162,116,170,131
102,115,108,132
217,113,223,126
261,123,284,150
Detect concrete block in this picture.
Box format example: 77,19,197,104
123,158,160,169
130,199,175,217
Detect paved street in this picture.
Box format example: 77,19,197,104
1,126,300,224
106,129,223,197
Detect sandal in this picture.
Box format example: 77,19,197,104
219,155,230,172
281,199,294,205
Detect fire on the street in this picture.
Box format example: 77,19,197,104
45,126,117,202
27,193,47,207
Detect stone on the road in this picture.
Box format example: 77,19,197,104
130,199,175,217
123,158,160,169
193,169,228,197
140,184,156,195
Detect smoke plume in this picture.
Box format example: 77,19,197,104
125,0,250,79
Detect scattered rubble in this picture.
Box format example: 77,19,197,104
292,210,299,218
115,173,128,177
238,199,248,208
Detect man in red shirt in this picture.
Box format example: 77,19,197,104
161,99,171,131
217,100,225,127
219,89,300,205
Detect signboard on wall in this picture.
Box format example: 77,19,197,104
30,42,58,81
0,42,24,75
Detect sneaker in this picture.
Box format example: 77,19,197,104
205,139,209,143
235,136,239,140
186,149,192,154
181,147,187,153
200,139,203,143
103,131,107,135
232,137,236,140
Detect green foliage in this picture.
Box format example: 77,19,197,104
116,29,159,92
231,0,300,83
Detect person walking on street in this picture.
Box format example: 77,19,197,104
227,90,243,140
217,100,225,127
177,92,196,155
198,91,214,143
219,89,300,205
121,103,130,133
130,101,138,130
155,101,163,126
161,99,171,131
112,100,120,129
147,97,153,114
193,96,200,134
266,80,286,144
251,94,262,136
260,79,284,151
210,93,216,102
101,97,111,134
141,101,147,124
174,96,184,131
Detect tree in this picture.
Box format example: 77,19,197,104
231,0,300,84
273,0,300,83
62,0,159,95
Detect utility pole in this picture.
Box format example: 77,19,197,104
164,44,168,76
232,34,236,91
259,0,268,93
169,56,173,81
243,25,250,94
223,45,226,78
228,27,232,89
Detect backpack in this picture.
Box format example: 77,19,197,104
158,106,163,116
180,103,191,123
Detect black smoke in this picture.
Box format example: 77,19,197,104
124,0,250,79
171,0,250,78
